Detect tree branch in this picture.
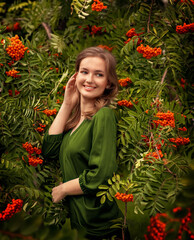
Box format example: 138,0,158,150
147,0,154,33
0,230,37,240
156,68,168,100
42,22,52,39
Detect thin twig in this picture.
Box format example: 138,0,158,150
151,131,177,178
42,22,52,39
0,230,37,240
156,68,168,99
147,0,154,33
47,70,68,98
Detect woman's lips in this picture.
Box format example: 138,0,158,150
83,85,96,90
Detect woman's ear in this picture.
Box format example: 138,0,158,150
106,82,111,89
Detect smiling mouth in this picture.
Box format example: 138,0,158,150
83,85,96,90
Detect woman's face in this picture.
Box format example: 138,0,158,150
76,57,108,102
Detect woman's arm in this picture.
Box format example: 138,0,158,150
48,103,72,135
48,73,79,135
52,178,84,203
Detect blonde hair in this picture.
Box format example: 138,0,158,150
65,47,118,131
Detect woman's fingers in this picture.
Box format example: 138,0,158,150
66,73,77,88
52,183,66,203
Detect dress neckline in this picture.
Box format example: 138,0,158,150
69,119,86,136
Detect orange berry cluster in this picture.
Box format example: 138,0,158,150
141,135,164,150
50,67,59,73
22,142,36,154
137,44,162,59
144,213,167,240
125,28,143,45
43,108,57,117
52,53,62,57
118,77,132,87
145,208,194,240
169,137,190,146
56,99,61,104
6,69,21,78
34,106,41,111
91,25,103,35
150,98,162,108
173,207,182,213
6,22,21,32
124,36,142,46
180,78,187,89
178,127,187,131
8,89,20,96
176,208,194,240
35,123,46,133
78,25,90,31
153,111,175,128
0,199,23,221
28,156,43,167
117,100,134,108
6,35,29,62
22,142,42,155
115,192,133,202
126,28,137,38
145,150,164,160
98,45,113,51
22,142,42,166
92,0,107,12
175,0,194,4
176,23,194,34
36,127,44,133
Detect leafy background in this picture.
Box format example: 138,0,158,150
0,0,193,239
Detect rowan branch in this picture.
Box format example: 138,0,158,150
147,0,154,33
156,68,168,100
42,22,52,39
0,230,37,240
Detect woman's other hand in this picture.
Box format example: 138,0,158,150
52,182,66,203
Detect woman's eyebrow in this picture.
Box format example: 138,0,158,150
80,67,105,73
95,70,104,73
80,67,88,71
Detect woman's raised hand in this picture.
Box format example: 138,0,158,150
63,73,79,108
48,73,79,135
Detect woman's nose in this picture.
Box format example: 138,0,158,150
85,74,93,83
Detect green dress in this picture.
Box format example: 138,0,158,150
42,107,123,237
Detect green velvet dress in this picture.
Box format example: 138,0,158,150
42,107,123,237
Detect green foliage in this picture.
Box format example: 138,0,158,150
71,0,92,19
0,0,193,239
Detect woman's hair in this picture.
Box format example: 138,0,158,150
65,46,118,131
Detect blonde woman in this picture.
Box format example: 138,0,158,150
42,47,130,240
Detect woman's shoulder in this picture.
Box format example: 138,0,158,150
93,107,116,121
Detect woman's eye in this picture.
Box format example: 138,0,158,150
81,71,87,74
96,73,103,77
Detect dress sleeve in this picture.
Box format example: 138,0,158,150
79,108,118,194
41,131,64,161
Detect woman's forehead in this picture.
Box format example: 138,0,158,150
79,57,106,71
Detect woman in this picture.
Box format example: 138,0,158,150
42,47,130,239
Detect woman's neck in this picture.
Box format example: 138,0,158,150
80,97,96,116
